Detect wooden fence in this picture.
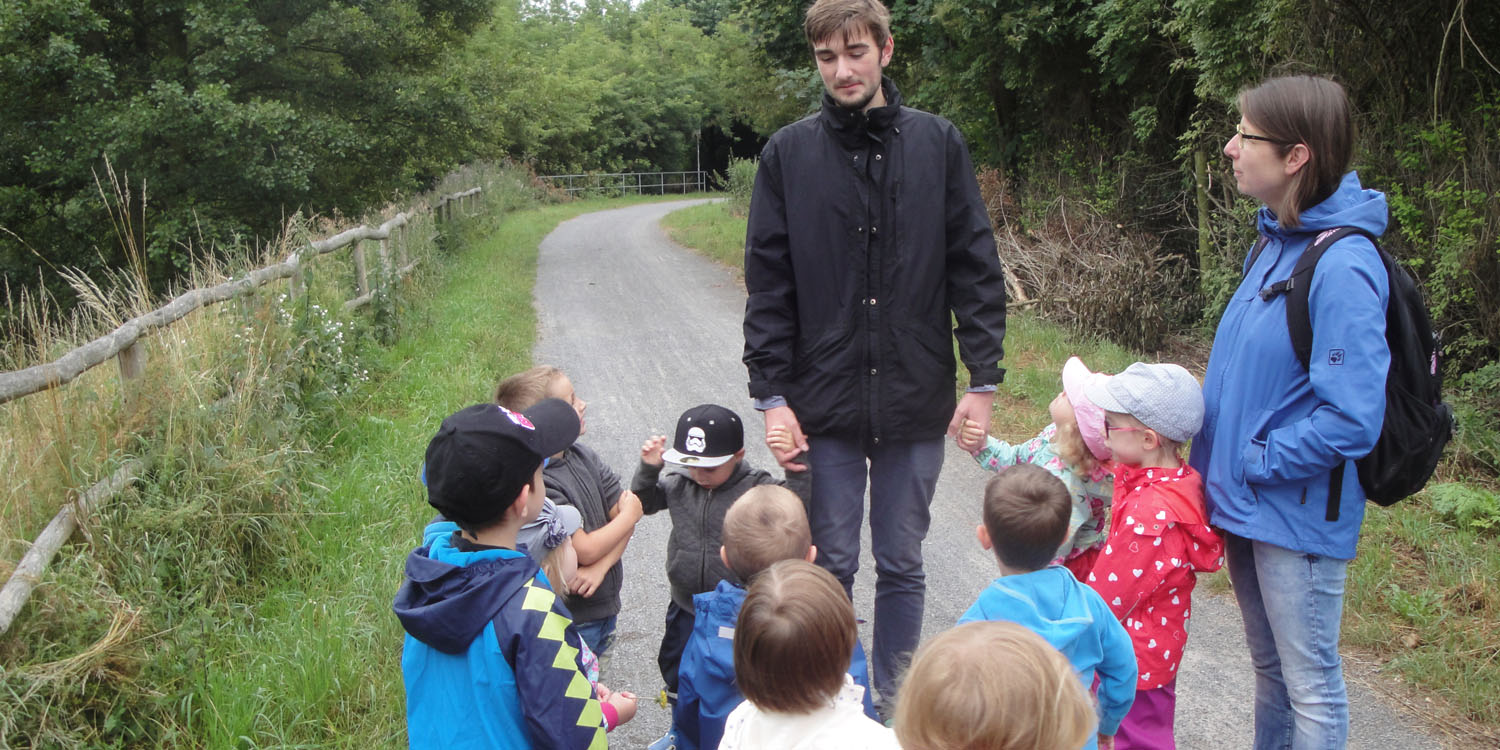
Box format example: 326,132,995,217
0,185,482,637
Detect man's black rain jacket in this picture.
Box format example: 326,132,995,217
743,78,1008,442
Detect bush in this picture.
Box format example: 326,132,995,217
725,157,758,217
980,168,1199,351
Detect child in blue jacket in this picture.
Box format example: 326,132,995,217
673,485,876,750
959,463,1136,750
394,400,634,748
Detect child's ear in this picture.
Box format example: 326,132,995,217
1142,428,1161,451
976,524,992,551
805,544,818,563
719,546,730,569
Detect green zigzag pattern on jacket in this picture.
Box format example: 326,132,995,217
521,579,608,750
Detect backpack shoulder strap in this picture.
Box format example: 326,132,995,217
1266,226,1381,522
1262,226,1379,371
1244,236,1271,277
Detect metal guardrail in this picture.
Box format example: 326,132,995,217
538,171,706,196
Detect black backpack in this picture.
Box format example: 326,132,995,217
1247,227,1454,519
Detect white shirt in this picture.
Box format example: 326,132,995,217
717,677,900,750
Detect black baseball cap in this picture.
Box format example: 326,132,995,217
424,399,580,527
663,404,744,468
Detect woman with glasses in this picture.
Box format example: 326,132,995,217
1188,75,1390,749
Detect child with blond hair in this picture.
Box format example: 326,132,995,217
894,621,1097,750
674,486,876,750
496,365,643,656
718,560,896,750
1083,363,1224,749
960,356,1114,579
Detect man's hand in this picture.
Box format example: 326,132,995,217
948,390,996,450
763,405,808,471
956,418,987,455
640,435,668,467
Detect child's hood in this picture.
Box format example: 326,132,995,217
971,568,1109,657
392,522,540,654
1113,464,1224,572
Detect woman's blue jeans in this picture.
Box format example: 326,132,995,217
1224,532,1350,750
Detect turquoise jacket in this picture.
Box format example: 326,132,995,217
959,567,1136,742
394,520,608,749
1189,172,1389,559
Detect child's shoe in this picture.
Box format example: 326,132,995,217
648,728,679,750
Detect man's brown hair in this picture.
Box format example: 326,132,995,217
894,621,1094,750
734,559,855,713
804,0,891,51
495,366,564,411
1238,75,1355,228
982,464,1071,571
722,486,812,580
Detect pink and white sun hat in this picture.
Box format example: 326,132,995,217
1061,356,1111,461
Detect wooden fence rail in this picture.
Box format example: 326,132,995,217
0,185,482,638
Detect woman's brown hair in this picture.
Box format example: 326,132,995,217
1238,75,1355,228
733,559,855,713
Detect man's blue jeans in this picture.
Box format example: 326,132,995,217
806,434,944,711
1224,532,1349,750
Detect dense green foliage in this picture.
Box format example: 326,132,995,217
1,0,748,314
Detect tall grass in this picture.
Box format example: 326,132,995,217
0,161,547,747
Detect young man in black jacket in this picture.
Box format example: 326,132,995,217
741,0,1008,714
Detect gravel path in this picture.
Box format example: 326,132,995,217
532,198,1446,749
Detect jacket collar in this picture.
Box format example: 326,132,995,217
819,76,903,146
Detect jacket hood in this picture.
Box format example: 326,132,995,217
968,567,1106,659
1258,171,1388,239
1113,464,1223,571
392,524,539,654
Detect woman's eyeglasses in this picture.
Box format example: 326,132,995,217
1236,124,1287,146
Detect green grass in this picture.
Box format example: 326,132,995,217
192,192,697,747
0,183,697,748
659,195,1500,739
659,199,745,270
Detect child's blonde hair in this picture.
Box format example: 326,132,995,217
722,486,811,580
894,621,1095,750
734,559,855,714
1052,413,1100,475
495,365,565,411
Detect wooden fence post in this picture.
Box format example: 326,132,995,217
117,340,146,385
399,223,410,267
353,240,370,297
378,237,391,281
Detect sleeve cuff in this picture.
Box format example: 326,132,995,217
754,395,788,411
965,384,998,393
600,700,618,731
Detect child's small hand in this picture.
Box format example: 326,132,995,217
766,425,795,455
1098,735,1115,750
606,689,637,725
615,489,644,522
571,565,604,597
957,418,987,454
640,435,668,466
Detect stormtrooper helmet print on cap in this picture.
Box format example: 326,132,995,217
662,404,744,468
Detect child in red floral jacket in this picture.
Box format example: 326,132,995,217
1084,363,1224,750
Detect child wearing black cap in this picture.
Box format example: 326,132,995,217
393,399,636,748
634,404,810,750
